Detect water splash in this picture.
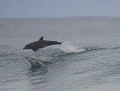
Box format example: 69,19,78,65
57,41,85,53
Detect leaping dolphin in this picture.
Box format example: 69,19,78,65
23,36,62,52
26,57,50,66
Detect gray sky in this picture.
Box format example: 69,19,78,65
0,0,120,18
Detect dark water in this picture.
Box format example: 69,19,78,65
0,18,120,91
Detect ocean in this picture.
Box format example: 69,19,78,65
0,17,120,91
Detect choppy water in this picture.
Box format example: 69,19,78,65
0,17,120,91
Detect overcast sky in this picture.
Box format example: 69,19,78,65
0,0,120,18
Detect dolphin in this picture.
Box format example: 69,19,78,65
23,36,62,52
26,57,50,66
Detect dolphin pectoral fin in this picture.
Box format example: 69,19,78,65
32,48,37,52
39,36,44,41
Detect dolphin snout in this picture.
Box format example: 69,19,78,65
23,46,27,49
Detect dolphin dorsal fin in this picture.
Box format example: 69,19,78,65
39,36,43,41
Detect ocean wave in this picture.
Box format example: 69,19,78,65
0,44,120,61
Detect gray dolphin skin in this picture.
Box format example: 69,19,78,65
26,57,49,66
23,36,62,52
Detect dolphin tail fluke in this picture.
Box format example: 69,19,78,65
59,42,63,44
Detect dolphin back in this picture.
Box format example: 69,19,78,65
39,40,61,45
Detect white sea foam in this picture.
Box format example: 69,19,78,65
58,41,85,53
